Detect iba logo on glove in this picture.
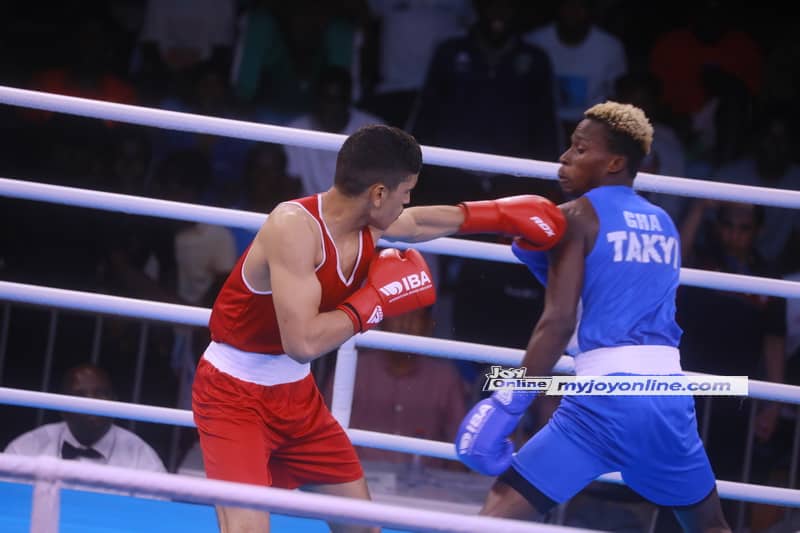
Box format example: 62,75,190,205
378,271,432,299
366,305,384,325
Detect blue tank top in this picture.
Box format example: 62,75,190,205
512,185,682,352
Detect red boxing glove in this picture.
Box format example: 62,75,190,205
458,195,566,251
337,248,436,333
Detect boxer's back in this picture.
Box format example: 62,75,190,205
578,185,682,353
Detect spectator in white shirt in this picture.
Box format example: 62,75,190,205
4,364,165,472
524,0,627,141
134,0,236,100
361,0,474,127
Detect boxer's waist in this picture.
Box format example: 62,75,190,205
202,341,310,386
573,345,682,376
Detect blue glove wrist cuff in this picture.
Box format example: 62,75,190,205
491,388,537,414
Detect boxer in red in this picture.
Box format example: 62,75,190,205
192,124,565,532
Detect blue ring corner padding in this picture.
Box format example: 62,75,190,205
0,480,412,533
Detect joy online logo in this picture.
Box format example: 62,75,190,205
483,365,551,392
379,271,431,297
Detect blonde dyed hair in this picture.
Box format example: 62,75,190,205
585,101,653,155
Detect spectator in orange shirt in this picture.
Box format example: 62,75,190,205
25,13,138,125
649,0,761,118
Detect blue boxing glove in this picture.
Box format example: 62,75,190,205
511,238,549,286
455,389,537,476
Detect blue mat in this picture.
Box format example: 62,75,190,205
0,481,412,532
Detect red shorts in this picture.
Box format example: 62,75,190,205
191,357,363,489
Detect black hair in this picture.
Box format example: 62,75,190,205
245,143,287,175
154,149,213,192
314,66,353,100
602,125,647,177
60,364,113,394
716,202,765,228
334,125,422,196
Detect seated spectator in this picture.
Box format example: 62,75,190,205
285,66,384,195
228,143,302,256
411,0,560,166
323,307,468,470
678,201,786,522
240,143,302,214
134,0,236,102
149,150,238,312
105,126,154,195
23,12,137,188
25,12,138,123
150,150,238,410
524,0,627,142
231,2,360,123
785,233,800,371
711,113,800,268
649,0,761,170
152,62,253,208
407,0,560,367
360,0,474,128
4,364,165,472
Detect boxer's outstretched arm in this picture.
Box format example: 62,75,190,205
381,196,566,251
380,205,465,242
263,208,355,363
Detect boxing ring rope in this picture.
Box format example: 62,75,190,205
3,85,800,208
3,86,800,527
4,275,800,502
1,455,591,533
3,176,800,298
0,384,456,459
3,279,800,406
3,388,800,509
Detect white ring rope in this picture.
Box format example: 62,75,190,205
2,392,799,508
3,178,800,299
0,176,516,264
0,455,591,533
3,280,800,404
0,280,209,327
0,176,267,230
0,386,193,427
0,385,451,460
2,85,800,208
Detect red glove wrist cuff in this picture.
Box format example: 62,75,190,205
457,201,499,234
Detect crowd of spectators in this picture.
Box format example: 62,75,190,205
0,1,798,531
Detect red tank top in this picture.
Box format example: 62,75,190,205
208,194,375,354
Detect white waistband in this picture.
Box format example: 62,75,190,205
202,341,310,386
573,345,682,376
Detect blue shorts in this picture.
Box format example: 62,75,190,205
511,392,716,507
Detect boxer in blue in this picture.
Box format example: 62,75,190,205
456,101,730,532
